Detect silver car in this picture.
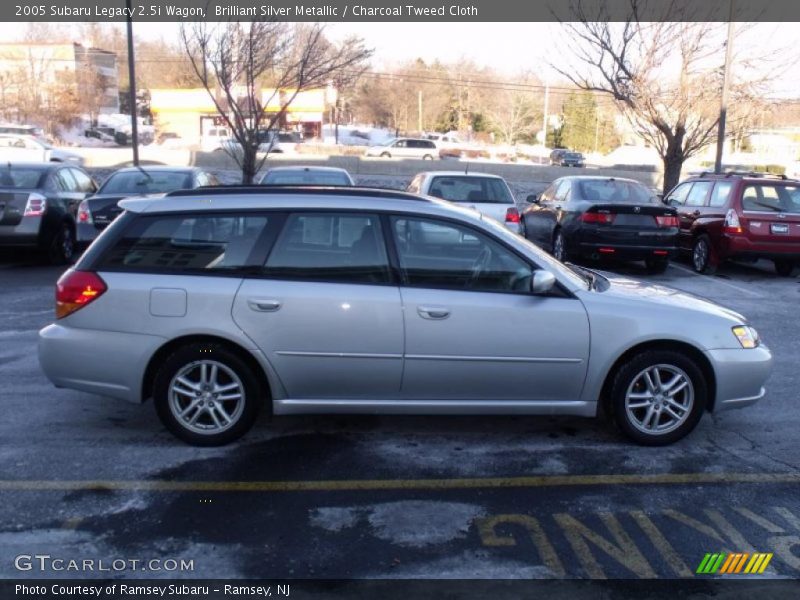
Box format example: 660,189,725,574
38,187,772,446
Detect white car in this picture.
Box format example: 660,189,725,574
0,134,84,165
365,138,438,160
407,171,522,234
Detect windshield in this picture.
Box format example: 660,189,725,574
0,167,46,189
478,214,589,290
380,138,397,146
261,170,352,186
99,171,193,195
576,179,659,204
742,184,800,214
428,176,515,204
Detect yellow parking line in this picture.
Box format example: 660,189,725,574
0,472,798,493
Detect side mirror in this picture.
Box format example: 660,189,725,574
531,270,556,295
526,193,539,204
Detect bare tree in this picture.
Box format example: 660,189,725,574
182,21,371,183
555,2,768,193
485,86,540,144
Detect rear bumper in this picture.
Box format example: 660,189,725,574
38,323,165,404
721,234,800,261
76,222,100,243
706,346,772,412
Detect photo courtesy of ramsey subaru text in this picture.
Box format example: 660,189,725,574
38,187,771,446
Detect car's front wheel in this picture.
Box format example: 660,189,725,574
552,230,569,262
380,152,391,158
45,223,75,265
154,343,261,446
610,350,707,445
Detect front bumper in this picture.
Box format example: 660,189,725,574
706,345,773,412
38,323,165,404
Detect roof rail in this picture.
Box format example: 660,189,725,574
723,170,788,180
165,185,430,201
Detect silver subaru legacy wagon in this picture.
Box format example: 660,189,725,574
38,187,772,446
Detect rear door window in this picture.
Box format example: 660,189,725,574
265,213,390,284
99,214,272,272
709,181,734,208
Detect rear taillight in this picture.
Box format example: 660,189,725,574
724,209,743,234
581,211,615,224
55,270,107,319
505,207,521,223
23,192,46,217
77,200,93,224
655,215,679,227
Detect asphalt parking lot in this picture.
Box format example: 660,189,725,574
1,251,799,581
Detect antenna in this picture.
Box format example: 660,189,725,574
465,161,470,175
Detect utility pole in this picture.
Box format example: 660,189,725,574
542,80,550,150
714,0,735,174
418,90,423,134
125,0,139,166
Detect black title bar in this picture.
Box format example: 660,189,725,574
4,0,800,22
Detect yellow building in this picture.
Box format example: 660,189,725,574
150,87,332,146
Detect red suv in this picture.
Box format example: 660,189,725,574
664,172,800,276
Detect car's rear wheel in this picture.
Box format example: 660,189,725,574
45,223,75,265
645,257,669,274
423,154,433,160
774,259,795,277
610,350,707,445
692,234,717,274
380,152,391,158
154,343,261,446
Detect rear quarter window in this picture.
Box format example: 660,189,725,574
97,213,271,272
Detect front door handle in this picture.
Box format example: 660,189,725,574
248,298,282,312
417,305,450,320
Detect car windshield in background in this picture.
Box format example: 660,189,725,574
577,179,658,204
428,176,514,204
741,184,800,213
566,152,583,159
262,171,352,186
99,171,193,195
0,167,45,189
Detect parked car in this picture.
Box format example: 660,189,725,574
38,186,771,446
407,171,521,234
210,130,302,155
365,138,438,160
76,166,220,244
0,123,47,140
0,134,84,165
521,176,678,273
551,149,585,167
260,166,354,186
664,172,800,276
0,162,97,263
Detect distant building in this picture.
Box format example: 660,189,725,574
150,87,331,147
0,42,119,120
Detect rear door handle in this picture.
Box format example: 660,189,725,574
417,305,450,320
248,299,282,312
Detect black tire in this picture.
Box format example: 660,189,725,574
423,154,434,160
774,259,795,277
45,223,75,265
645,257,669,274
552,229,569,262
610,349,707,446
380,152,391,158
691,234,717,274
154,343,262,446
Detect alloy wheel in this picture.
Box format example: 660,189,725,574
168,360,245,435
624,364,694,436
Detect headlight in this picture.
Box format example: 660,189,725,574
732,325,760,349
